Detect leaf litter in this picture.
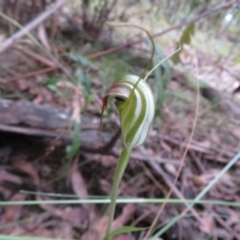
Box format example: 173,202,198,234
0,2,240,240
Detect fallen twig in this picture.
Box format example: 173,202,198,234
6,64,68,82
87,1,236,60
139,147,201,222
0,0,68,54
14,46,57,67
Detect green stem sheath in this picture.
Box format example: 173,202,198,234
105,147,132,240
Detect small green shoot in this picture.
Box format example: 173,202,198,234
172,23,195,64
66,121,81,161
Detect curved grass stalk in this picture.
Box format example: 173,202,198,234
151,150,240,239
107,22,155,80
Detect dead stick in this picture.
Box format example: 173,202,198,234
0,123,120,154
4,1,235,82
87,0,235,59
14,46,57,67
7,64,67,82
140,147,202,222
0,0,68,54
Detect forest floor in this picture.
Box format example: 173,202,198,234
1,1,240,240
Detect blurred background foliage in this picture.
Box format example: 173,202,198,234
1,0,240,144
1,0,240,140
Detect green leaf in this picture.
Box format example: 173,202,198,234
65,121,81,160
70,55,98,70
109,226,148,238
236,56,240,63
45,77,61,92
172,23,195,64
0,235,61,240
75,68,92,99
190,0,198,10
154,43,171,89
145,38,171,119
179,23,195,45
153,44,171,116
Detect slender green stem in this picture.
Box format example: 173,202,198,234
105,147,131,240
107,22,155,79
143,44,181,82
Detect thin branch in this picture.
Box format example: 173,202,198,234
14,46,56,67
144,50,201,239
87,0,236,59
137,147,202,224
0,0,68,54
0,122,120,155
6,65,66,82
81,128,121,154
5,1,235,82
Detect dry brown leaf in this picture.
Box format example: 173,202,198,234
84,153,117,167
71,155,95,222
0,168,26,227
71,155,88,198
38,24,52,51
220,173,237,188
54,207,88,228
33,94,43,104
100,155,118,167
160,140,172,152
99,179,111,193
197,139,212,149
231,128,240,138
164,163,177,177
81,215,109,240
13,159,40,186
233,223,240,235
0,168,22,186
112,204,135,230
12,160,56,212
188,174,206,186
214,227,229,239
6,216,73,239
225,209,240,226
10,226,55,238
72,97,81,123
113,234,133,240
1,193,26,225
210,131,221,144
54,221,74,240
189,170,220,186
16,79,29,91
0,34,5,42
82,204,135,240
57,81,84,123
199,216,214,234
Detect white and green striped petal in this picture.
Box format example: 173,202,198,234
102,74,155,149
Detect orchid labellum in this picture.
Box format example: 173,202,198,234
102,74,155,149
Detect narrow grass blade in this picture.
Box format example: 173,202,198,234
1,198,240,207
0,235,62,240
151,151,240,239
